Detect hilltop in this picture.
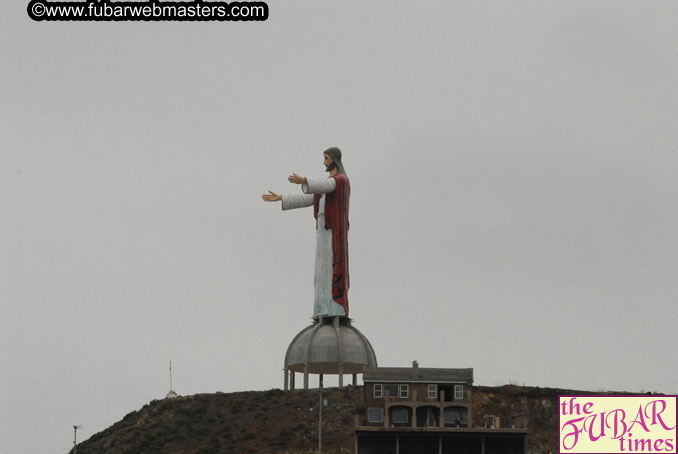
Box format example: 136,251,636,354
71,385,641,454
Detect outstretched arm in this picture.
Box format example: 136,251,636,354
262,173,307,201
262,191,282,202
288,173,308,185
303,177,336,194
262,189,313,210
288,173,336,194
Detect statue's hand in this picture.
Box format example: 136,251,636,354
288,173,307,185
262,191,282,202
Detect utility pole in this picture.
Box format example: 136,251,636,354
318,374,323,454
73,425,82,454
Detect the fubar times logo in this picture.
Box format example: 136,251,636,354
559,396,677,453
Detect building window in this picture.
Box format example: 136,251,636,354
374,384,383,398
391,407,409,424
428,384,437,399
416,406,440,428
444,407,469,428
454,384,464,399
367,407,384,423
399,384,409,398
384,384,399,398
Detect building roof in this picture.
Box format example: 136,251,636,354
363,366,474,384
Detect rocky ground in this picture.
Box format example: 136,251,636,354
70,385,650,454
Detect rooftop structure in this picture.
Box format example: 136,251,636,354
364,363,473,384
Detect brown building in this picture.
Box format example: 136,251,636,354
362,362,473,429
355,362,527,454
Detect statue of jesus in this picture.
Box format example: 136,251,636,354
262,147,350,318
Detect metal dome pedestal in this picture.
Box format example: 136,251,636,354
284,315,377,390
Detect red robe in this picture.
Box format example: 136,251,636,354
313,174,350,316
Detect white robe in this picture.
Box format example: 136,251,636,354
282,177,346,317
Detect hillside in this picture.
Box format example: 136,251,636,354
70,385,640,454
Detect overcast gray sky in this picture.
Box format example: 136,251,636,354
2,1,677,453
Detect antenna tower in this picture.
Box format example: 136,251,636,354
166,360,178,398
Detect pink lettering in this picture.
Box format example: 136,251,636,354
584,412,606,441
606,408,628,439
645,399,676,431
628,405,651,433
562,417,586,450
563,397,592,415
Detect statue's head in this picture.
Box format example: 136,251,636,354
323,147,346,174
